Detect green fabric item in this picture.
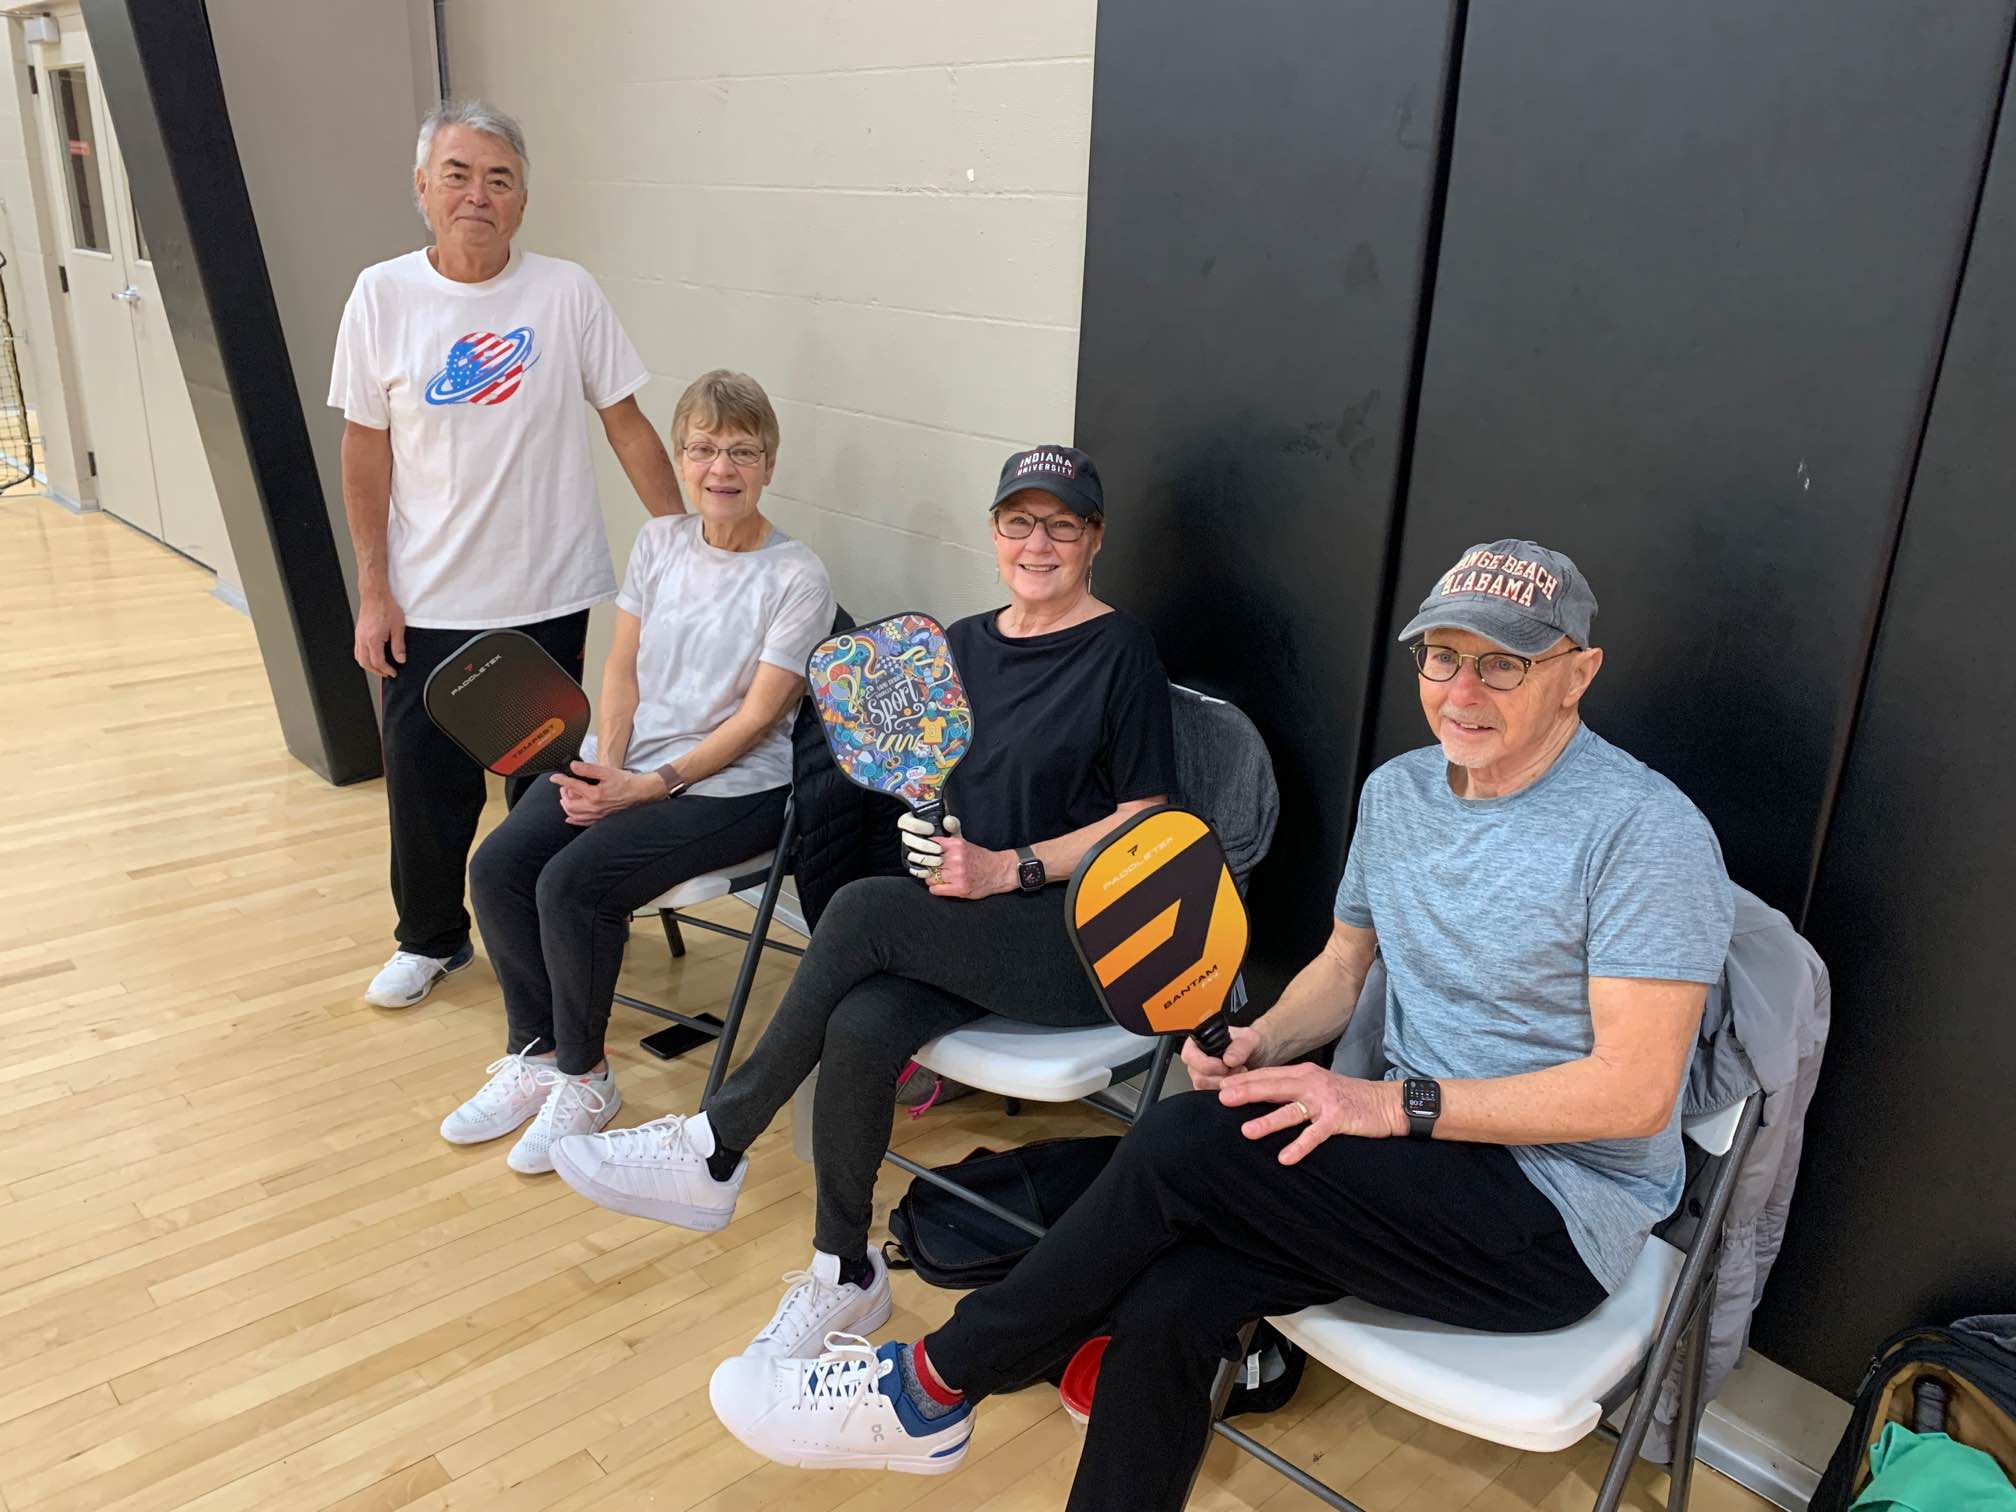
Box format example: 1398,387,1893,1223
1850,1423,2016,1510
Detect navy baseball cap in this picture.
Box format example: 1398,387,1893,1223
992,445,1104,519
1398,539,1597,655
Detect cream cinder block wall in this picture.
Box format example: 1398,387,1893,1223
440,0,1097,669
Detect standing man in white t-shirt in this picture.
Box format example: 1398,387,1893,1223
329,99,684,1009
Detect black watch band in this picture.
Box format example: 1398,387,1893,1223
1402,1077,1441,1140
1015,845,1046,892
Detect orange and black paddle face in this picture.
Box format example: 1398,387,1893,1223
423,629,591,779
1066,806,1249,1053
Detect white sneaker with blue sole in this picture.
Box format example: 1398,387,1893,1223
709,1333,973,1475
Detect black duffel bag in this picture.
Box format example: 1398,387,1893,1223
884,1135,1120,1289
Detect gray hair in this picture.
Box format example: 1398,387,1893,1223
413,99,529,223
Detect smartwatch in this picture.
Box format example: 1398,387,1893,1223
653,762,690,800
1014,845,1046,893
1402,1077,1441,1140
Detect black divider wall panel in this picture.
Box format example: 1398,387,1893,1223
1752,57,2016,1395
1073,0,1459,994
85,0,381,784
1366,1,2013,917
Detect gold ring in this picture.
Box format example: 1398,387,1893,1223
1293,1099,1312,1122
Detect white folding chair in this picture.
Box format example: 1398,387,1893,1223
612,798,801,1101
878,685,1280,1238
1210,1092,1766,1512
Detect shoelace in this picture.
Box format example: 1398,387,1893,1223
795,1332,889,1417
528,1069,611,1138
755,1268,843,1346
470,1043,546,1111
592,1113,694,1159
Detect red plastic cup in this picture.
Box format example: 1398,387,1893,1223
1060,1335,1111,1426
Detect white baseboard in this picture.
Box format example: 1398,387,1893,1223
211,578,250,615
1693,1349,1851,1508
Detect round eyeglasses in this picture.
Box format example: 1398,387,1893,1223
994,510,1089,543
682,441,766,468
1411,640,1580,691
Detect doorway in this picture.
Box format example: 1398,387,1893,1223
29,5,236,585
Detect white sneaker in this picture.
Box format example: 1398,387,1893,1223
551,1110,743,1229
365,943,474,1007
749,1250,894,1359
439,1045,554,1145
710,1334,973,1474
507,1070,621,1175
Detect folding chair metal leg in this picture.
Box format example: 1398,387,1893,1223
700,797,797,1102
1666,1288,1714,1510
660,909,687,958
1593,1095,1762,1512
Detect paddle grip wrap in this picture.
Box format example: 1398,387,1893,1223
910,797,949,837
1190,1012,1232,1059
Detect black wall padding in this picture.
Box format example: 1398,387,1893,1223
1752,48,2016,1394
85,0,381,784
1073,0,1461,994
1365,1,2014,922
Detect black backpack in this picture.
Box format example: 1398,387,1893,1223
884,1136,1121,1289
1809,1315,2016,1510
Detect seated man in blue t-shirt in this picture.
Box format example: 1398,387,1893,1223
706,537,1737,1512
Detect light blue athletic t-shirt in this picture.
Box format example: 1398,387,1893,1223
1334,723,1734,1291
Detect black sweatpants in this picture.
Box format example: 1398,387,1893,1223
375,610,589,959
702,876,1111,1259
927,1091,1609,1512
469,776,788,1074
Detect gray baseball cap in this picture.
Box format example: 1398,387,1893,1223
1397,539,1597,655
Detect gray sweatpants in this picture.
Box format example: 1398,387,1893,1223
702,875,1109,1258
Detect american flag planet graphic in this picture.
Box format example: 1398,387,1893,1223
424,326,539,406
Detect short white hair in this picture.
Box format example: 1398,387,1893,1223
413,99,529,223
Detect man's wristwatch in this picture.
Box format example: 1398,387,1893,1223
653,762,690,800
1014,845,1046,893
1402,1078,1441,1140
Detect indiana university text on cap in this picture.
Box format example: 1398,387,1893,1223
992,444,1105,520
1397,538,1599,656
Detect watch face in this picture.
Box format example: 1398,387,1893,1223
1019,858,1045,890
1404,1080,1440,1116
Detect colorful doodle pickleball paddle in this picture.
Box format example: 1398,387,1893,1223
1066,805,1249,1057
806,612,972,832
423,629,591,779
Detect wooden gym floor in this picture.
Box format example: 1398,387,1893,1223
0,491,1775,1511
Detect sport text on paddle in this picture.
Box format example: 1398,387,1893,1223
1066,805,1250,1058
423,629,591,780
806,612,972,833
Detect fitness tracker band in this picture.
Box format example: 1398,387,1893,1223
1402,1077,1441,1140
1015,845,1046,893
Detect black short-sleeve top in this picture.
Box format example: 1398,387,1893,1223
942,608,1178,852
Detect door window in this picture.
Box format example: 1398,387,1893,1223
51,67,108,253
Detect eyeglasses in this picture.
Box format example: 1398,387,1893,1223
994,510,1089,543
682,441,766,468
1411,640,1580,691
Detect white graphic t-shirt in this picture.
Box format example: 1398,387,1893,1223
328,248,649,628
582,515,835,798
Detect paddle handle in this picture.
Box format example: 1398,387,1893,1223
911,796,949,836
1189,1011,1232,1059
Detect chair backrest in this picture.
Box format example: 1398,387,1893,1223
1171,684,1280,891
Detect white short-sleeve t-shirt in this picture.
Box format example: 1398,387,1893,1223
328,248,649,629
581,515,835,798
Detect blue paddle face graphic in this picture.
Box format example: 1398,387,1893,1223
807,613,972,810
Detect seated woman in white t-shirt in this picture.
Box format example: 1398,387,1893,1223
443,370,835,1173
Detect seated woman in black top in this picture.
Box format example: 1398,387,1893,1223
550,443,1176,1359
